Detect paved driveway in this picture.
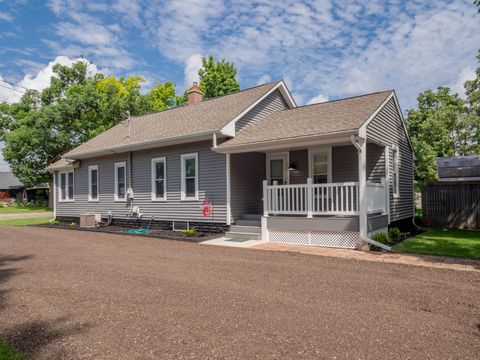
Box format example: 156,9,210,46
0,211,53,219
0,226,479,359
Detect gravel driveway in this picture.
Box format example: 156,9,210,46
0,226,479,359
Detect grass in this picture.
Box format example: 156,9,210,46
394,228,480,260
0,339,24,360
0,206,51,214
0,216,53,227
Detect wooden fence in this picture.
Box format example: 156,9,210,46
422,182,480,229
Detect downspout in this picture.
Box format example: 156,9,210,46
53,171,57,220
128,151,133,189
350,134,392,251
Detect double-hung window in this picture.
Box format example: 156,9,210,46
151,157,166,201
88,165,99,201
392,146,400,197
181,153,198,200
59,170,74,201
114,162,127,201
309,149,331,184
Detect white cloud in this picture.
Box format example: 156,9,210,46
0,56,95,103
0,11,13,22
449,67,476,98
256,74,272,86
307,94,329,105
0,142,9,172
183,54,203,91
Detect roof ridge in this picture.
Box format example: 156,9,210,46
285,89,394,111
129,80,282,121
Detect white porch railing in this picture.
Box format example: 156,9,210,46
263,178,388,217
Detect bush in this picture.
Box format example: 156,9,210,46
181,226,198,237
49,219,60,225
371,232,389,245
68,222,77,227
388,227,401,241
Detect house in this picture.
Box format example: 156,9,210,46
436,156,480,182
0,171,49,203
47,80,414,249
421,156,480,229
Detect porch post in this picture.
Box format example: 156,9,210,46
357,131,367,237
53,171,57,219
226,153,231,226
307,177,313,218
262,180,269,217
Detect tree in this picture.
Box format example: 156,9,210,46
475,0,480,13
0,61,179,188
198,56,240,98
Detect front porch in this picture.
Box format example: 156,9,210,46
226,137,391,249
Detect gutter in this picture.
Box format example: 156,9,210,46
64,129,223,160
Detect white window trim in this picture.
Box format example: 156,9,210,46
308,146,332,183
114,161,127,202
59,170,75,202
181,153,199,201
266,151,289,185
88,165,99,202
391,145,400,198
151,157,167,201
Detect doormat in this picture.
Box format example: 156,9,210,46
225,237,251,243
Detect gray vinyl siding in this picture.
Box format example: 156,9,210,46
367,97,414,222
332,145,358,182
290,150,308,184
230,152,265,219
56,140,227,223
235,89,289,132
366,143,385,183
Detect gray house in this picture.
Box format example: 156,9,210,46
48,80,414,249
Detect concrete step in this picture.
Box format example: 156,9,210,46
239,214,262,221
225,231,261,240
229,225,261,234
234,219,261,227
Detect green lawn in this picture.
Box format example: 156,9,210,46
0,340,24,360
394,228,480,260
0,206,51,214
0,216,52,227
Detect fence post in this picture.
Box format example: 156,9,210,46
263,180,269,217
307,178,313,218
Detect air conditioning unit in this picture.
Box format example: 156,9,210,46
80,213,101,228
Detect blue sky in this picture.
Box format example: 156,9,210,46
0,0,479,171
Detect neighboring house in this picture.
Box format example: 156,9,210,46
436,156,480,182
47,80,414,249
0,171,49,202
422,156,480,229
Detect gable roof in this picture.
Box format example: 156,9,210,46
436,156,480,180
0,171,23,189
216,90,393,151
63,81,285,159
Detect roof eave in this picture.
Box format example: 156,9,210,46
214,130,358,154
63,129,222,160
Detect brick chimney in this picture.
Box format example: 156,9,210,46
187,82,203,105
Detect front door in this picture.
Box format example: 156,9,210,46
266,153,288,185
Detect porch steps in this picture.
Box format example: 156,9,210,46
234,219,261,227
226,225,261,240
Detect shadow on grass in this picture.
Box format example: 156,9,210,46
0,254,92,359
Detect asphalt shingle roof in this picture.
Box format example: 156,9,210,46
0,171,23,189
63,81,280,158
217,90,393,149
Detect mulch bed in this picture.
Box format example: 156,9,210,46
33,222,222,243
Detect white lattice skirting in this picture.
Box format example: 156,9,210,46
268,228,359,249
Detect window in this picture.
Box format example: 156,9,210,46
151,157,166,201
88,165,99,201
309,149,331,184
114,162,127,201
392,146,399,197
59,171,74,201
181,153,198,200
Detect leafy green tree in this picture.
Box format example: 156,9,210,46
0,61,179,188
198,56,240,98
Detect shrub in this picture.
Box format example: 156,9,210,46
68,222,77,227
371,231,389,244
49,219,60,225
181,226,198,237
388,227,401,241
